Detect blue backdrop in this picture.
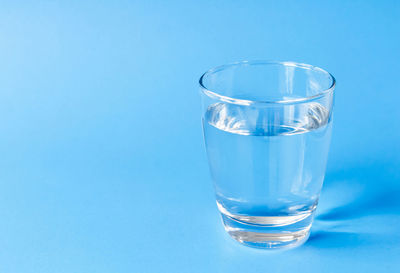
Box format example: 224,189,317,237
0,0,399,272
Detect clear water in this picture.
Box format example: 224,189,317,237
203,102,332,232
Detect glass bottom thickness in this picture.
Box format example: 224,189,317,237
218,202,314,249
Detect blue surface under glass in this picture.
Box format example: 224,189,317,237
0,0,398,272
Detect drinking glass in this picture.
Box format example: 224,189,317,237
199,61,335,249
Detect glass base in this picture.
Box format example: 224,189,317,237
219,204,314,249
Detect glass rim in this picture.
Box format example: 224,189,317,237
199,60,336,106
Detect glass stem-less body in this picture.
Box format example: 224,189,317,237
200,61,335,249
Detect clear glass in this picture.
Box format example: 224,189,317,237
199,61,335,249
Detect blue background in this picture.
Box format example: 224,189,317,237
0,0,399,272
